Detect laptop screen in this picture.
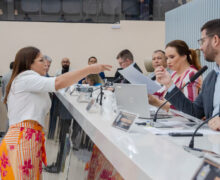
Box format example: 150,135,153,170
114,84,150,118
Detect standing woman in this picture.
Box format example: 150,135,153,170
149,40,202,110
0,47,111,179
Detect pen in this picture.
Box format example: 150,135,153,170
135,122,147,126
168,132,203,137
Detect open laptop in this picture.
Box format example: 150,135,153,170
114,84,150,118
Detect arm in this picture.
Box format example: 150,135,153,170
155,66,204,118
207,105,220,131
55,64,111,90
184,81,200,102
15,64,111,93
148,94,170,112
165,86,204,118
208,116,220,131
182,71,202,102
99,72,105,79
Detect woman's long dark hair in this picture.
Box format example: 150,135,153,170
166,40,201,70
4,47,40,104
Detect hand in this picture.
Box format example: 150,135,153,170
162,103,170,112
82,79,87,84
155,66,172,88
106,87,114,92
89,64,112,74
148,94,159,106
148,94,170,112
208,116,220,131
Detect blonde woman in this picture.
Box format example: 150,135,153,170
85,74,104,86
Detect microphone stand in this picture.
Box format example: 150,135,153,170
153,81,190,122
111,76,124,84
189,112,220,149
95,86,104,106
99,86,104,106
96,77,122,105
90,87,100,97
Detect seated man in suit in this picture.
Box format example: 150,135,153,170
114,49,142,83
155,19,220,131
113,67,123,81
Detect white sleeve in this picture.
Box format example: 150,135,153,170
13,71,56,93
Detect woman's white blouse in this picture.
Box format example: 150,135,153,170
7,70,56,127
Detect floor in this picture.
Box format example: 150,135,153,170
43,139,91,180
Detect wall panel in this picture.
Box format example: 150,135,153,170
166,0,220,76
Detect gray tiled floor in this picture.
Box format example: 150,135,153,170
43,139,91,180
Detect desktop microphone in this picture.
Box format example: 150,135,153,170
104,76,124,87
189,66,208,82
189,111,220,149
95,85,105,106
99,86,104,106
151,75,156,81
112,76,124,83
153,65,208,122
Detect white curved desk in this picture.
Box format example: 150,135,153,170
56,91,220,180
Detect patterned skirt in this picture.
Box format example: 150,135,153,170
0,120,47,180
87,145,124,180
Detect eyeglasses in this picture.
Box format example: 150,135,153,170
198,34,214,46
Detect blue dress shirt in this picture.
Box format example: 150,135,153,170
212,64,220,116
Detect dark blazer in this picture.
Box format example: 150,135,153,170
113,68,123,81
165,70,217,119
114,63,143,83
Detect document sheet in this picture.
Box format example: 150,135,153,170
119,65,161,94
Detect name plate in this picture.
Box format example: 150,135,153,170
112,111,138,132
193,158,220,180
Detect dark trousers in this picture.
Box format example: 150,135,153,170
47,94,59,139
55,118,72,170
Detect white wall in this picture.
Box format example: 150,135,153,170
0,20,165,76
